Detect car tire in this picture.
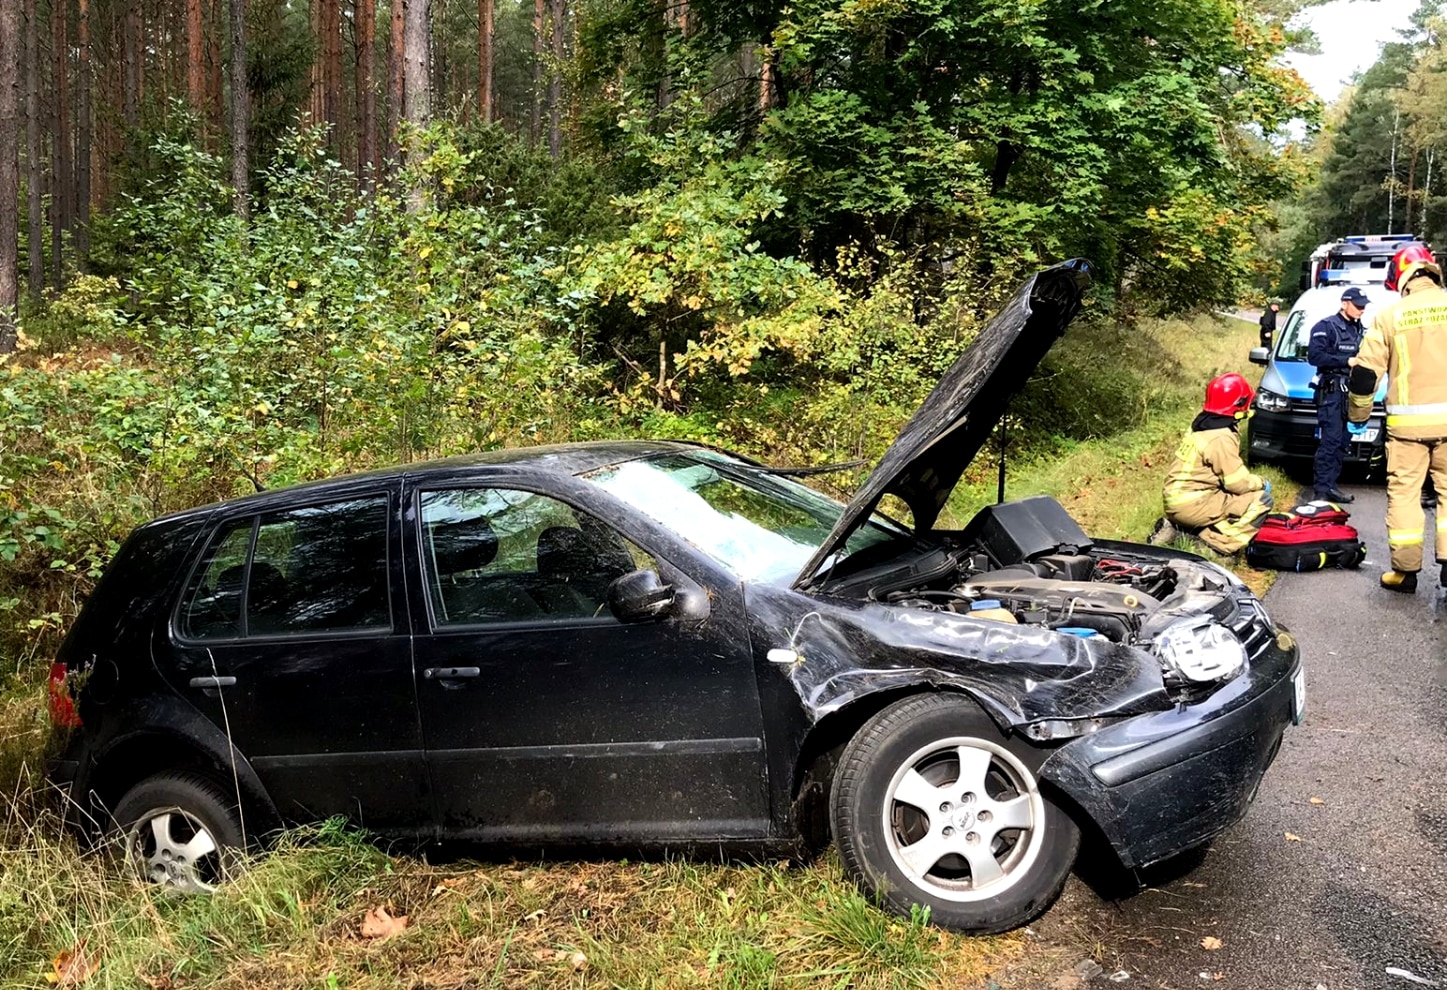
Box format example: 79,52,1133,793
112,772,246,893
830,693,1080,934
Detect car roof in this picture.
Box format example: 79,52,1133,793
1287,284,1399,323
139,440,711,530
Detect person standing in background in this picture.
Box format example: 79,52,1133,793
1307,287,1368,503
1259,301,1280,349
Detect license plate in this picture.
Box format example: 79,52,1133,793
1353,428,1380,443
1291,668,1307,725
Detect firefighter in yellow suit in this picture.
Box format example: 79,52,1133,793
1347,244,1447,593
1156,373,1274,555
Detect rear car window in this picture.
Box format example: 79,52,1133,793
179,497,391,639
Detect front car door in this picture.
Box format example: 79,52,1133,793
166,485,430,833
404,476,770,843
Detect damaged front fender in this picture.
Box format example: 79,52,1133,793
751,590,1172,730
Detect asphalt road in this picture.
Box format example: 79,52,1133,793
1004,482,1447,990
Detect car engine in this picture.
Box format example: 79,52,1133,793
840,496,1246,649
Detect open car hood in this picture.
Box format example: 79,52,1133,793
794,259,1092,590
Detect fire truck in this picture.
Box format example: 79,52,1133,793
1301,233,1427,289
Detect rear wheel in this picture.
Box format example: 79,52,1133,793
831,694,1079,934
112,772,245,893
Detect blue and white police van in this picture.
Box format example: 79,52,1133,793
1247,273,1394,470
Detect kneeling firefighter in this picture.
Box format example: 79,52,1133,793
1158,373,1274,554
1348,244,1447,593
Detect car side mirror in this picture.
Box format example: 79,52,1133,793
1249,346,1270,366
607,569,676,623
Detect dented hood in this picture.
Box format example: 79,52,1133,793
794,259,1092,589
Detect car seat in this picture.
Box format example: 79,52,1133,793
186,563,246,638
427,513,541,623
245,562,292,634
532,521,636,618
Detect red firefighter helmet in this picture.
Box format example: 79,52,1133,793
1384,243,1441,291
1203,373,1255,417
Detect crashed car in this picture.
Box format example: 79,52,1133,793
48,260,1302,934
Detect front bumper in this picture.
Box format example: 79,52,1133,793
1248,407,1384,466
1040,632,1300,870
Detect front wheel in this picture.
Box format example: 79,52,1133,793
830,694,1079,934
112,772,246,893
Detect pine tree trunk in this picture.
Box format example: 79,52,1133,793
0,0,18,353
529,0,542,146
403,0,428,125
402,0,428,209
546,0,562,157
432,0,445,110
76,0,90,259
122,0,138,127
207,0,223,137
386,0,404,165
478,0,491,123
357,0,375,188
758,47,773,113
322,0,339,144
187,0,204,110
306,0,320,122
52,0,70,291
24,0,40,298
230,0,248,219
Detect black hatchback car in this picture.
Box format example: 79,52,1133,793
49,261,1303,934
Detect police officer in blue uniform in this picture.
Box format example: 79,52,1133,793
1308,286,1369,502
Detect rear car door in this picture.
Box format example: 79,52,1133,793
165,486,430,833
404,480,770,843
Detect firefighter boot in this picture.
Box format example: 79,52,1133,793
1147,518,1179,546
1381,570,1419,594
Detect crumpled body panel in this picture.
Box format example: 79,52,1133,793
749,589,1172,728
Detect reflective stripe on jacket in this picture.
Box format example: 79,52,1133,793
1350,279,1447,438
1162,427,1264,511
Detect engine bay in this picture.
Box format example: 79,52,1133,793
832,495,1242,648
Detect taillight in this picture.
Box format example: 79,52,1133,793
48,662,83,728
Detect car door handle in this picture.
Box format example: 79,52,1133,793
189,675,237,688
423,667,481,680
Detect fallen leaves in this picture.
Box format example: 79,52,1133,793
1309,796,1326,805
1200,936,1223,951
533,949,589,971
1285,832,1303,842
46,943,97,986
360,906,409,941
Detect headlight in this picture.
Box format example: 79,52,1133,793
1255,389,1290,413
1153,616,1246,684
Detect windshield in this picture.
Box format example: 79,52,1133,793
1274,310,1309,362
584,451,909,583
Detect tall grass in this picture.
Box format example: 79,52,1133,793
0,798,1021,988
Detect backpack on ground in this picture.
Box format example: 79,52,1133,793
1245,501,1366,571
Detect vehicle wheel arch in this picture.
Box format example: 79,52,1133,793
79,729,278,845
789,686,1013,850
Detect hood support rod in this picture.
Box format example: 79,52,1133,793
996,411,1009,504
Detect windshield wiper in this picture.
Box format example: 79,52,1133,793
764,459,867,477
